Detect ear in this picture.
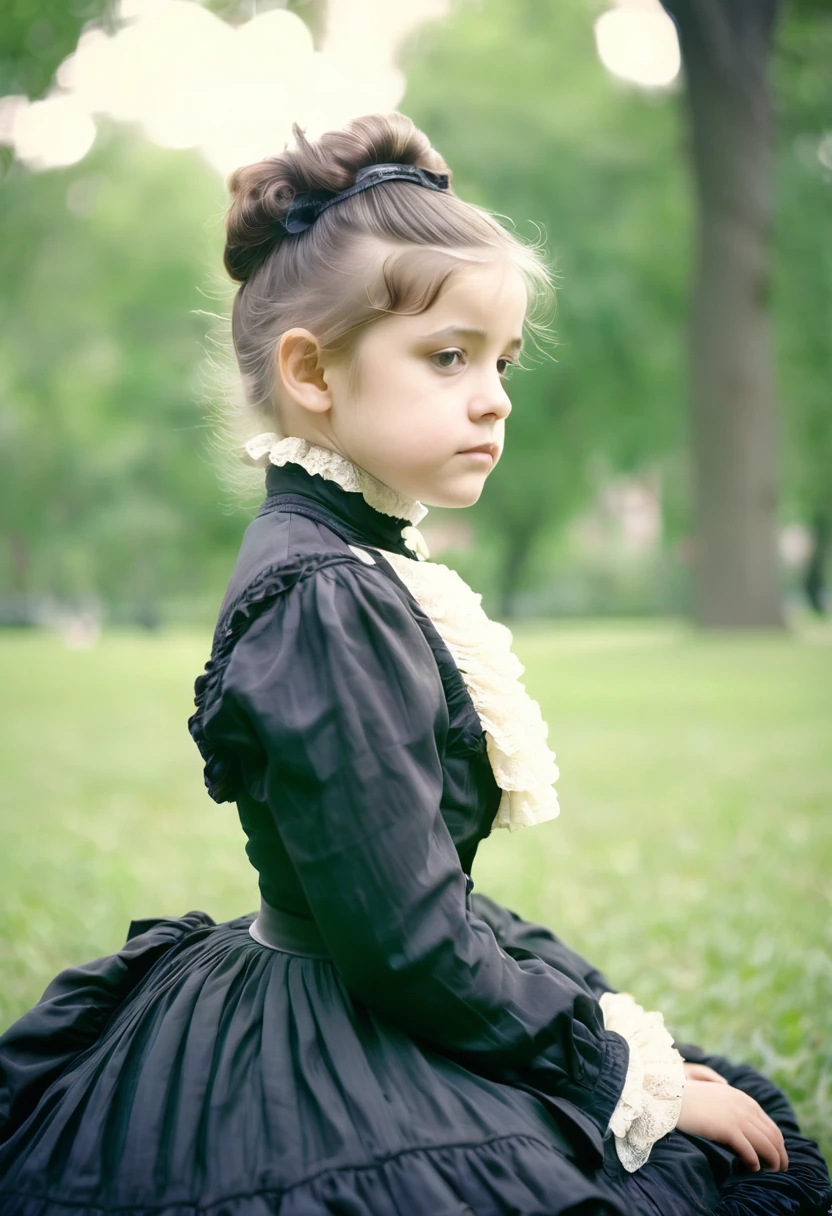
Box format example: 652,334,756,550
276,329,331,414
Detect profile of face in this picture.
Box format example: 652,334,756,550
275,253,528,508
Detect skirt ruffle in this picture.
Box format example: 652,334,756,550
0,911,828,1216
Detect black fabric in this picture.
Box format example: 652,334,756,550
281,163,451,234
0,463,829,1215
262,458,418,555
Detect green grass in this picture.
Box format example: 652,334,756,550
1,621,830,1159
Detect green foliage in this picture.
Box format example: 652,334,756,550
774,2,832,522
1,622,829,1156
0,0,325,99
0,0,110,99
0,126,245,614
0,0,828,616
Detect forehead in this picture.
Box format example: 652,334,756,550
360,251,528,348
423,256,528,329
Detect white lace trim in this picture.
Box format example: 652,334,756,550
243,434,429,527
376,551,560,833
599,991,686,1173
244,435,561,833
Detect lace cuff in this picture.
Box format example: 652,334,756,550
599,991,686,1172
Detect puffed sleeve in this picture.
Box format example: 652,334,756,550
203,559,630,1143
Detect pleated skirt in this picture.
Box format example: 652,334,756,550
0,911,829,1216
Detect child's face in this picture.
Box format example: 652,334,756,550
326,254,527,508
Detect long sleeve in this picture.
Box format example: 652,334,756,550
205,559,629,1146
471,893,686,1170
469,891,616,1002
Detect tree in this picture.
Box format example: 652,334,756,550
773,0,832,614
660,0,786,628
0,0,326,101
5,0,825,624
0,128,244,617
0,0,110,99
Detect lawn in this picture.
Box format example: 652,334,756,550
0,620,830,1160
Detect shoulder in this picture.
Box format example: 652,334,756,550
214,501,405,624
197,550,394,716
190,548,431,802
212,505,346,620
218,543,413,653
214,496,423,648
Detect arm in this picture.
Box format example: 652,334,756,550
206,559,628,1143
469,891,616,1001
470,893,686,1171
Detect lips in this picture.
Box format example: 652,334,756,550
459,443,498,458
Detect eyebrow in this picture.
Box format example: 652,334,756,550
420,325,524,354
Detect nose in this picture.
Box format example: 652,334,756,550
470,373,512,423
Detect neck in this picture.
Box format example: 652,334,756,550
244,434,429,527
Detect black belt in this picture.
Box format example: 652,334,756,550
249,897,331,958
250,877,476,958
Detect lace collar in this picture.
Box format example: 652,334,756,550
243,434,560,833
245,434,431,559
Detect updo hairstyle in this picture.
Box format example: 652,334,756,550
224,112,552,428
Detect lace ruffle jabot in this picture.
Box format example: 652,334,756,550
243,433,560,833
379,552,560,831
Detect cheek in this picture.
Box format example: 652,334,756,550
362,363,434,425
355,355,421,411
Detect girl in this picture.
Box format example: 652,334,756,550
0,112,829,1216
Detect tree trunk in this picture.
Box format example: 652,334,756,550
662,0,785,627
804,511,829,615
497,521,539,621
10,532,28,594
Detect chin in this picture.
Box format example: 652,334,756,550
424,479,486,509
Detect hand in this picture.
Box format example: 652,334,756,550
683,1061,729,1085
676,1079,789,1173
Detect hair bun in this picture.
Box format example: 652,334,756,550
223,112,451,283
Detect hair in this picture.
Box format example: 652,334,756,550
223,112,554,431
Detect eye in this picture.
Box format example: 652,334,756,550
498,358,517,380
430,348,465,371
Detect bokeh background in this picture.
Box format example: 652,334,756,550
1,0,830,1159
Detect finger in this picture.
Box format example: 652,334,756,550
752,1113,788,1172
753,1130,780,1172
683,1063,713,1082
751,1109,786,1150
749,1118,785,1172
687,1063,729,1084
731,1131,761,1172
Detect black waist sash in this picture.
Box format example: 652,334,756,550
249,897,331,958
251,875,475,959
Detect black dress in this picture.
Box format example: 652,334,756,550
0,461,829,1216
